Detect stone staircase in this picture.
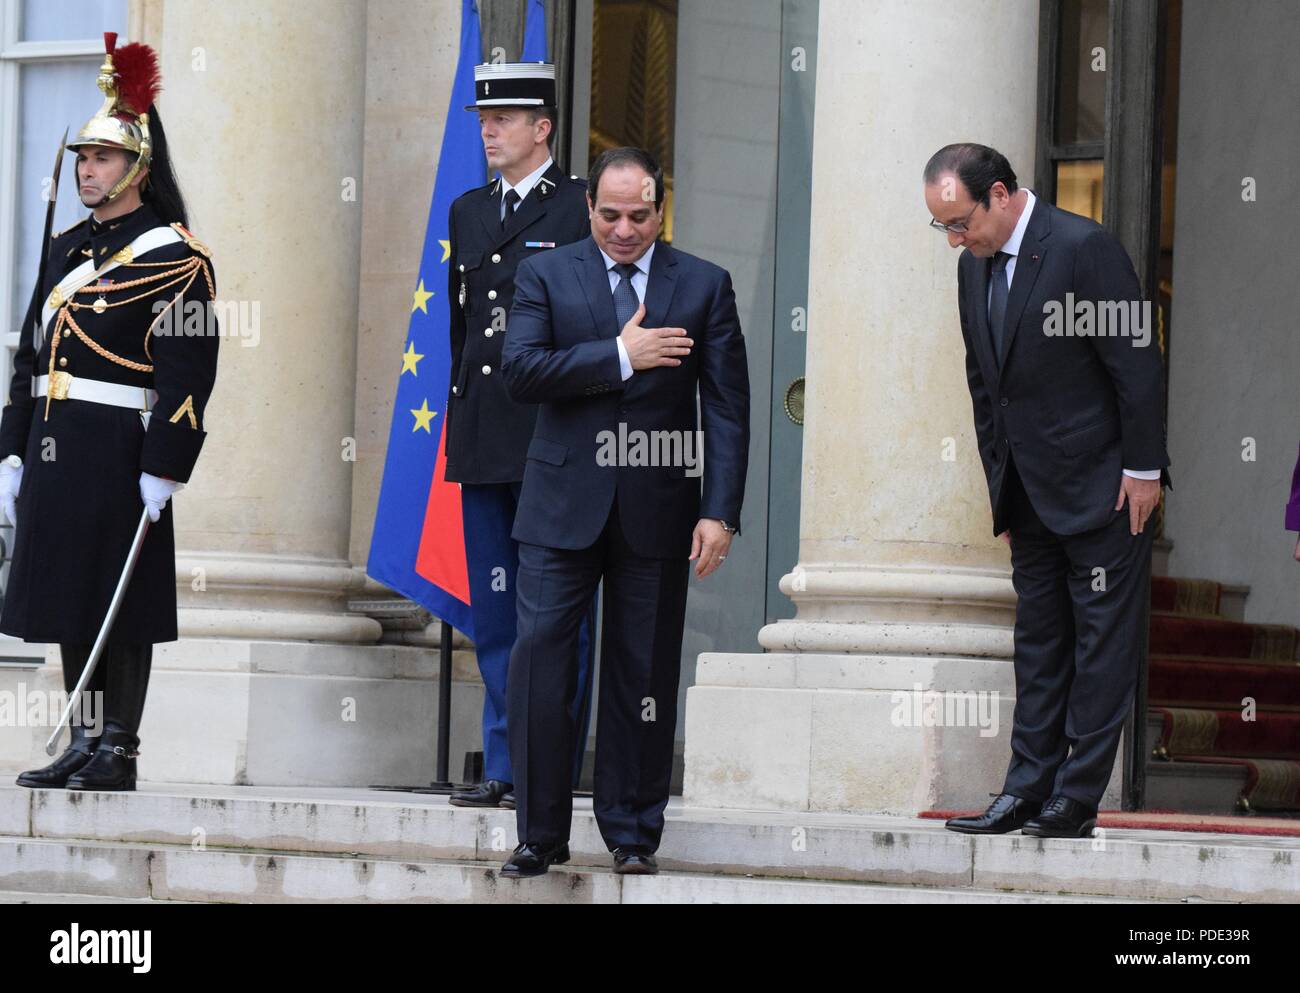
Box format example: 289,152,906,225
0,784,1295,904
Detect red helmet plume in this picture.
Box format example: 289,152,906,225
111,39,162,116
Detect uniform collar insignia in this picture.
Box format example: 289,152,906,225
88,202,159,265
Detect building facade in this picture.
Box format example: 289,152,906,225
1,0,1295,815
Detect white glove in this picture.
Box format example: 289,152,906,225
0,461,22,529
139,472,184,523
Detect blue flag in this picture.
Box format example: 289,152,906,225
523,0,548,60
366,0,484,638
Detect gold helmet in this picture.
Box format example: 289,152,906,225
66,32,161,204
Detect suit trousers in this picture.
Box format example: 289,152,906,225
462,482,596,786
1000,455,1154,808
508,496,690,851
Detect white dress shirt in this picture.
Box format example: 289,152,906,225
598,243,655,382
992,189,1158,482
499,155,553,221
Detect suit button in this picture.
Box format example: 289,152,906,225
491,253,501,264
484,328,494,338
481,365,491,375
1000,397,1009,406
452,386,460,395
58,357,68,367
487,290,497,300
62,328,71,338
458,264,465,272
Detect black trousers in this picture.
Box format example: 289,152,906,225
1000,456,1154,808
59,641,153,738
508,497,690,852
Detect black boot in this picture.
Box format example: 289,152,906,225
66,725,139,792
15,723,98,789
102,643,153,736
17,643,107,789
66,643,152,792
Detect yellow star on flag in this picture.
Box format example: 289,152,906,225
412,279,434,314
439,239,451,263
401,341,424,376
410,399,437,434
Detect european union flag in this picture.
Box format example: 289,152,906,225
367,0,484,638
523,0,548,61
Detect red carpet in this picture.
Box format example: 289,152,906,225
1146,577,1299,812
918,809,1300,837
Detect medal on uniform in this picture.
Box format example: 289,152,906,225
92,277,112,314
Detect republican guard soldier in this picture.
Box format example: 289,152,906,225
5,35,220,791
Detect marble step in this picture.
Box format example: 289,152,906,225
0,835,1191,904
1,785,1296,902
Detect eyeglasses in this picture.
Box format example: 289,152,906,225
929,200,984,234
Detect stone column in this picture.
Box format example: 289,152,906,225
108,0,489,786
683,0,1064,814
135,0,377,643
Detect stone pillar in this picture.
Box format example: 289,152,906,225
682,0,1063,814
105,0,487,786
135,0,377,643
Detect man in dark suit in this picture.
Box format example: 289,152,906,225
498,146,749,876
924,143,1169,838
444,63,596,809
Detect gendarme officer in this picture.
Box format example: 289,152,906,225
445,63,595,808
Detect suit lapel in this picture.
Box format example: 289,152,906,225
641,241,679,332
967,252,998,379
574,238,619,340
998,197,1051,369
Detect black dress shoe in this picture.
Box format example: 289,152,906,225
15,726,98,789
944,793,1042,834
66,728,138,792
1021,795,1098,838
500,790,516,809
449,779,513,807
612,847,658,875
500,841,570,878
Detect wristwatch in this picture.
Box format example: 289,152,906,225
717,519,737,534
3,455,21,469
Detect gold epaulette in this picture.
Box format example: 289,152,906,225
170,222,212,258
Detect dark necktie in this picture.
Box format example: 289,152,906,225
612,262,640,330
501,188,521,229
988,250,1012,359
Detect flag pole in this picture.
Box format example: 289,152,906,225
368,618,468,793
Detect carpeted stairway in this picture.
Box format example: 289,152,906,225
1148,576,1300,812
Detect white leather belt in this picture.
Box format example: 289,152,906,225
34,374,157,411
